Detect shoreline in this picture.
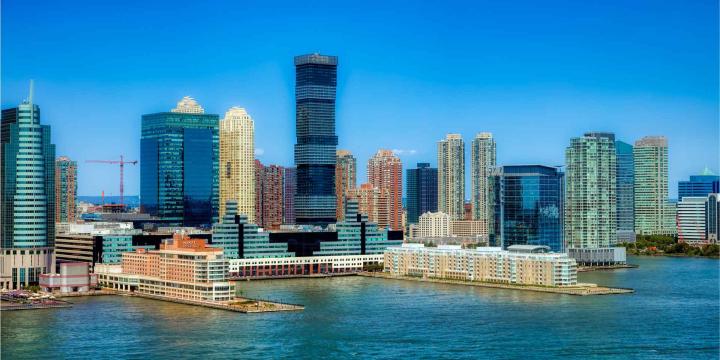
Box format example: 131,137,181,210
577,264,638,272
358,272,634,296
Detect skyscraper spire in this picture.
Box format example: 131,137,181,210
28,79,35,105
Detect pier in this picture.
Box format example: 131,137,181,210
128,293,304,313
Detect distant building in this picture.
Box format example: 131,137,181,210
677,197,708,244
437,134,465,220
634,136,674,235
40,262,97,294
417,212,451,237
470,132,496,227
219,107,255,221
55,156,78,223
490,165,564,252
335,150,356,221
1,89,57,289
678,168,719,199
565,133,617,249
283,167,297,225
294,53,338,226
707,194,720,243
405,163,438,224
615,141,635,243
449,220,486,238
140,97,219,227
255,161,284,230
351,183,384,227
368,150,403,230
384,244,578,287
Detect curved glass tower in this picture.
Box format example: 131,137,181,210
294,53,338,226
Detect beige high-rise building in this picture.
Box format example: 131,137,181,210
470,132,496,224
219,107,255,221
368,149,403,230
438,134,465,220
336,150,357,221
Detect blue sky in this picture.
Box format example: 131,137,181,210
2,0,718,199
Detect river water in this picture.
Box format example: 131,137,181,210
2,256,718,359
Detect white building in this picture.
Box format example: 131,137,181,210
417,211,451,237
677,196,708,244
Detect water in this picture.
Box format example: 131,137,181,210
2,256,718,359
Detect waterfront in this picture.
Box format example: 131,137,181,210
2,256,718,359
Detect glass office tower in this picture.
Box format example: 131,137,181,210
615,141,635,242
406,163,438,224
140,97,219,227
490,165,564,252
678,168,719,199
294,53,338,226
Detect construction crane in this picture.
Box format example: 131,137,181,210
86,155,138,206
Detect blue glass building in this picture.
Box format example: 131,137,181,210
490,165,564,252
616,141,635,242
294,54,338,226
678,169,719,199
406,163,438,224
140,97,219,227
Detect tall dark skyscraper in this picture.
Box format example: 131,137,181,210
140,97,219,227
406,163,438,224
294,53,338,226
615,140,635,243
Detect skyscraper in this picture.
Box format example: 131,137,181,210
351,183,383,226
437,134,465,220
140,96,219,227
254,161,284,230
634,136,674,235
565,133,617,249
678,167,719,199
1,86,57,289
283,167,296,225
676,197,708,244
470,132,496,225
368,149,403,230
490,165,564,252
219,107,255,221
212,200,292,259
294,53,338,226
406,163,438,224
335,150,356,221
55,156,77,223
615,140,635,243
707,193,720,243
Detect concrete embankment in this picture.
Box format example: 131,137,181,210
358,272,634,296
130,293,304,313
577,264,639,272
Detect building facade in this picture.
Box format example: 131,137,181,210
678,168,719,199
707,194,720,243
212,200,292,259
140,97,219,227
470,132,496,226
417,211,451,237
255,161,284,230
676,196,708,244
368,149,403,230
406,163,438,224
55,156,78,223
219,107,255,221
384,244,578,287
634,136,674,235
283,167,296,225
615,141,635,243
437,134,465,220
490,165,564,252
565,133,617,249
335,150,356,221
294,53,338,226
40,262,97,294
351,183,384,227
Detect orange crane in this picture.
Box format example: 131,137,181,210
86,155,138,206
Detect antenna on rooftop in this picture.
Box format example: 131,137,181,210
28,79,34,105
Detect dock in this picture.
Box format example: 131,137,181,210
129,293,304,313
358,272,634,296
577,264,639,272
1,299,73,311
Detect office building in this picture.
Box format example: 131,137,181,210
437,134,465,220
615,141,635,243
707,194,719,243
449,220,486,238
283,167,296,225
490,165,564,252
294,53,338,226
40,262,98,294
677,197,708,244
230,254,385,278
417,212,451,237
140,97,219,227
634,136,674,235
55,156,78,223
470,132,496,226
406,163,438,224
1,89,57,289
565,133,617,249
255,161,284,230
678,168,719,199
212,200,292,259
335,150,356,221
384,244,578,287
368,149,403,230
219,107,255,221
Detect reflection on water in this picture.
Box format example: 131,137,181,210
2,256,718,359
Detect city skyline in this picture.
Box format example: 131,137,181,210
2,1,718,199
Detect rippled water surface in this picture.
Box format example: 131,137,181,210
2,256,718,359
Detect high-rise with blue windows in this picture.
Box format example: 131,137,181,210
489,165,564,252
294,53,338,226
140,97,219,227
1,85,57,289
678,167,719,199
615,141,635,243
406,163,438,224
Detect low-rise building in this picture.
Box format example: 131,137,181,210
229,254,384,278
677,196,708,244
40,262,97,293
384,243,578,287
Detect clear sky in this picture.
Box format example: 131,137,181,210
2,0,718,199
